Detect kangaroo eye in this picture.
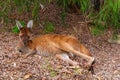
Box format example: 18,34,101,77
18,49,22,53
24,41,27,45
28,36,30,39
19,35,23,38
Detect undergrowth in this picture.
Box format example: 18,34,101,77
57,0,90,13
43,21,54,33
90,0,120,36
0,0,47,25
12,21,25,33
0,0,120,35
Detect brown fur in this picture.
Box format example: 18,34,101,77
28,34,92,56
16,20,95,71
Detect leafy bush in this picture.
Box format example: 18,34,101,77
43,21,54,33
0,0,12,24
90,26,105,36
57,0,90,13
1,0,120,35
12,21,25,33
61,11,66,25
0,0,45,25
57,0,90,26
91,0,120,33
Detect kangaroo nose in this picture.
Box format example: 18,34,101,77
18,49,22,53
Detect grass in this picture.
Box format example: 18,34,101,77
90,26,105,36
57,0,90,13
0,0,44,26
43,21,54,33
61,11,66,25
90,0,120,35
1,0,120,36
12,21,25,33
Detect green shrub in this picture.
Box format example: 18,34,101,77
57,0,90,13
43,21,54,33
92,0,120,32
0,0,47,25
61,11,66,25
90,26,105,36
12,21,25,33
1,0,120,35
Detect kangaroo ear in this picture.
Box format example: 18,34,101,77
27,20,33,28
16,20,23,30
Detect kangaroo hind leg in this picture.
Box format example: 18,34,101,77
62,43,95,69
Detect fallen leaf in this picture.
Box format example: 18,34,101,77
24,73,32,79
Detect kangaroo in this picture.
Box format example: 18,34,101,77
16,20,95,72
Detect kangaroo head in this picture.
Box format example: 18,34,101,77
16,20,33,53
